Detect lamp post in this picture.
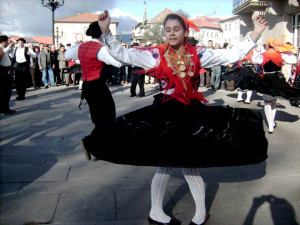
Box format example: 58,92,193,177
41,0,64,45
56,27,64,48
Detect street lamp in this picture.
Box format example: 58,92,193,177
41,0,64,45
56,27,64,47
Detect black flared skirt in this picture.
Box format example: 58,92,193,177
221,66,300,105
92,94,268,168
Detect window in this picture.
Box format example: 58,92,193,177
292,14,300,55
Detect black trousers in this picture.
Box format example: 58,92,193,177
81,77,116,155
130,68,145,96
0,66,13,112
15,62,29,98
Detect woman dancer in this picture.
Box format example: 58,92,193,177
252,37,297,133
98,10,267,225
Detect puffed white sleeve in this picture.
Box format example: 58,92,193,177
97,46,123,68
102,32,157,69
65,42,81,60
199,36,257,68
281,53,297,64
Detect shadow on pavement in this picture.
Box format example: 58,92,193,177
243,194,299,225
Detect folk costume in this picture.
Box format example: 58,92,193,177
221,38,299,109
65,21,122,158
99,15,268,225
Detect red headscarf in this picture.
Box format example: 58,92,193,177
178,15,200,32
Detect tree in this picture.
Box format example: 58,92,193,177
175,9,190,19
142,23,165,45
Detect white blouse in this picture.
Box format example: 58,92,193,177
102,32,257,69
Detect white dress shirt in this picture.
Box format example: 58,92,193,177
65,39,122,68
102,32,257,69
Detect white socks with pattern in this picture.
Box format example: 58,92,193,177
150,167,173,223
150,167,206,225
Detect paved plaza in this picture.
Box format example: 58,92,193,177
1,83,300,225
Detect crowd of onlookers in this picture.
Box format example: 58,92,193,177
1,34,299,115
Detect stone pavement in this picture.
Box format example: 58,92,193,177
0,83,300,225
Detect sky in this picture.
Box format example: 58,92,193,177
0,0,234,37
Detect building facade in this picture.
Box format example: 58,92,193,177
220,16,241,47
54,12,118,48
233,0,300,55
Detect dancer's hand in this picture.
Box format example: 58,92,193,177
250,16,268,42
98,10,111,36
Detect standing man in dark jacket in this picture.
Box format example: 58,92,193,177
14,38,36,100
0,35,16,114
39,44,55,88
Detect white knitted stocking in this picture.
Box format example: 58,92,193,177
183,168,206,225
150,167,173,223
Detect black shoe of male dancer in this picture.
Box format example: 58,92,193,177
80,136,92,160
189,214,210,225
147,217,181,225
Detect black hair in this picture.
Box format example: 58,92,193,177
187,37,198,46
163,14,187,31
0,35,9,43
131,42,139,47
223,42,228,48
86,21,102,38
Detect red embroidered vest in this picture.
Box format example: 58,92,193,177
78,41,104,81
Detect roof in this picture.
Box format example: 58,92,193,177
148,8,176,24
32,36,53,45
220,15,240,22
191,18,220,29
8,35,49,44
55,12,118,24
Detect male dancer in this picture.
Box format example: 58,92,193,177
65,21,122,159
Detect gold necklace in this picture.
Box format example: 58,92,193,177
163,45,196,91
164,45,195,79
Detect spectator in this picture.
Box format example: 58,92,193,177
39,44,55,88
145,41,155,84
33,46,42,88
0,35,16,114
28,43,36,88
204,40,214,88
209,43,222,91
50,45,60,86
129,43,145,97
57,45,67,85
13,38,36,100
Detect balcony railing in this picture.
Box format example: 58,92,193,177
233,0,268,14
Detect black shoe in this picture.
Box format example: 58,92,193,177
137,94,145,98
6,109,16,114
189,214,210,225
45,86,49,89
0,109,16,115
80,137,92,160
130,94,136,97
16,96,25,100
147,217,181,225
